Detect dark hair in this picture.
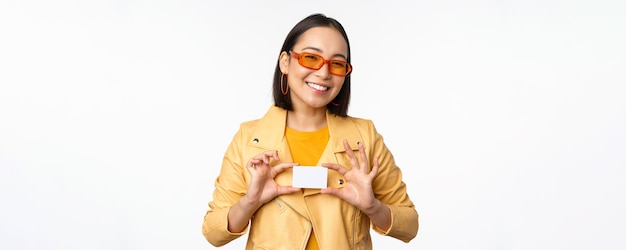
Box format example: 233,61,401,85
272,13,352,117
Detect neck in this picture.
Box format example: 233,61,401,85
287,107,327,132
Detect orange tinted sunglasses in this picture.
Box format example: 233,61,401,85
289,51,352,76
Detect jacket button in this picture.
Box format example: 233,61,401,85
253,138,259,143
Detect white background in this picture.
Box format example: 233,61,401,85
1,1,625,249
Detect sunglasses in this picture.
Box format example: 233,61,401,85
289,51,352,76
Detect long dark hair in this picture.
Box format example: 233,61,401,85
272,13,352,117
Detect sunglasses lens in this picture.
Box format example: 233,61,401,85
299,53,324,69
329,61,350,76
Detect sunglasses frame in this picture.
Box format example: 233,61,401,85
289,51,352,76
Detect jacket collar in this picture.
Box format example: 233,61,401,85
249,105,362,153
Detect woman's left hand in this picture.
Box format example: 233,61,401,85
321,139,380,214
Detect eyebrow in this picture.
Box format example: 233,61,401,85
300,46,348,60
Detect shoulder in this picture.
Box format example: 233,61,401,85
332,114,377,131
231,106,287,148
237,118,262,138
238,105,285,130
240,117,261,129
347,115,374,126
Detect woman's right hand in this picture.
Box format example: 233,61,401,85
243,150,300,206
228,151,300,233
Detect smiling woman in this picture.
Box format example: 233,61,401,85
1,1,624,250
200,13,418,250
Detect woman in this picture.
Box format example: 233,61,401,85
202,13,418,250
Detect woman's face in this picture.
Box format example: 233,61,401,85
280,26,349,111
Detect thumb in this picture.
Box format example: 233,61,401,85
320,187,340,196
277,186,301,195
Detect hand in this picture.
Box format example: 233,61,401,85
244,150,300,207
321,139,380,214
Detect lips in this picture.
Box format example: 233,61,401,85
306,82,329,91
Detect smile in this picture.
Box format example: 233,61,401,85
306,82,329,91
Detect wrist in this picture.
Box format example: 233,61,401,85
363,200,392,232
240,195,262,211
363,200,385,216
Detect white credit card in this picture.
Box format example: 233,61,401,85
292,166,327,189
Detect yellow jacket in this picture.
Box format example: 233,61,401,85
202,106,418,250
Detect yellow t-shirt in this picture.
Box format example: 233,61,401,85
285,125,329,250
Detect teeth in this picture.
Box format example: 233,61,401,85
307,82,328,91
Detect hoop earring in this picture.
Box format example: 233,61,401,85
280,73,289,95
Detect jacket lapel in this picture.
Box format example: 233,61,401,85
326,111,363,154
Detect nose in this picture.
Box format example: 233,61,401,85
314,61,332,79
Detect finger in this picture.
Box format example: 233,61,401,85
369,156,379,178
357,142,369,171
253,151,275,165
322,163,349,176
248,158,262,168
342,139,360,170
272,162,297,174
261,153,271,165
264,150,279,162
251,154,266,165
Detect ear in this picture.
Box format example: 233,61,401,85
279,51,289,74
